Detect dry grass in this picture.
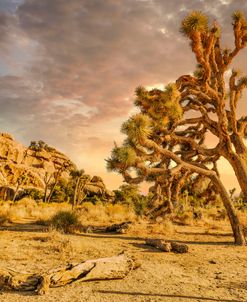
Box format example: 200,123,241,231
126,219,175,237
0,199,72,223
1,198,247,240
76,202,136,225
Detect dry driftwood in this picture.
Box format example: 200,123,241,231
0,253,139,295
82,221,132,234
145,238,188,253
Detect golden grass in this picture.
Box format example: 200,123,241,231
76,202,136,225
1,198,247,239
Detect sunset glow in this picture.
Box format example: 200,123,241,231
0,0,247,192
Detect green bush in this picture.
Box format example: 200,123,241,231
17,188,44,201
50,210,80,233
114,184,149,216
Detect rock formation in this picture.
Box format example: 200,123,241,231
0,133,115,201
83,176,115,200
0,133,75,198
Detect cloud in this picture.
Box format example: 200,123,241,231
0,0,247,190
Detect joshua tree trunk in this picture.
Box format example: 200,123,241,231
226,152,247,202
211,174,246,246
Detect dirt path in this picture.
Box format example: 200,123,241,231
0,224,246,302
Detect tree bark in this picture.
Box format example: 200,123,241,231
226,152,247,202
211,174,246,245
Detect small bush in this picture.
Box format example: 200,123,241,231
0,214,10,226
17,188,44,201
50,210,80,233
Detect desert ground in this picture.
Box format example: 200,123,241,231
0,221,246,302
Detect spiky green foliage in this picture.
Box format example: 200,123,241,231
163,83,183,121
232,11,245,22
180,11,208,36
134,84,182,127
106,146,137,172
121,114,153,143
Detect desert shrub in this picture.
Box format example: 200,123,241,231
174,211,194,225
49,179,73,203
114,184,148,216
86,195,104,204
50,210,80,233
0,214,9,225
150,219,175,235
17,188,44,201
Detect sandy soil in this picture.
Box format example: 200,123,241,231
0,223,246,302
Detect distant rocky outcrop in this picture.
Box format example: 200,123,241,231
0,133,115,201
83,176,115,200
0,133,76,197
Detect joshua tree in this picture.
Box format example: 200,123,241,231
176,11,247,200
108,11,247,244
107,82,246,244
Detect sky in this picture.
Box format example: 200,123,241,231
0,0,247,192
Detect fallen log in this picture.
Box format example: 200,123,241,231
0,253,139,295
82,221,132,234
145,238,188,253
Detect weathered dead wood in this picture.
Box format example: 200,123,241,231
0,253,139,295
82,221,132,234
145,238,188,253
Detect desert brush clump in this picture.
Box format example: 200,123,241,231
49,210,80,233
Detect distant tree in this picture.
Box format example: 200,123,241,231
48,179,72,203
43,172,54,203
13,173,28,202
43,161,72,203
70,169,85,208
74,174,92,205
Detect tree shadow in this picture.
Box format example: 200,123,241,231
0,223,48,233
131,239,233,253
75,232,146,241
96,290,244,302
176,231,233,237
0,224,235,246
165,239,234,246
